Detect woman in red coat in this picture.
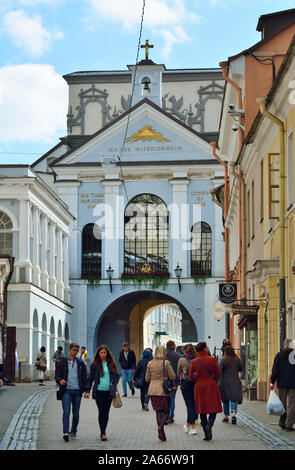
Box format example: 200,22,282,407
189,342,222,441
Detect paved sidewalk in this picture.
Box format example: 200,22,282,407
0,381,50,444
37,387,266,451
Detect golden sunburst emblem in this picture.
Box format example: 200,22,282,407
141,263,152,273
126,125,170,143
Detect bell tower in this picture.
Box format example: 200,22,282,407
128,40,165,108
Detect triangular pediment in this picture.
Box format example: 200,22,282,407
52,99,218,167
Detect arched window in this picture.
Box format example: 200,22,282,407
0,211,13,255
124,194,169,275
81,223,102,277
191,222,212,276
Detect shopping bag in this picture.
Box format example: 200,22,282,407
266,390,285,416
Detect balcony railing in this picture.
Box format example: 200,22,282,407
123,260,169,276
81,255,101,278
191,260,211,277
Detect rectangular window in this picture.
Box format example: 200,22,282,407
247,190,250,245
252,181,255,239
287,129,294,208
260,160,264,222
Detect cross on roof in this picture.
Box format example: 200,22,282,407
141,39,154,60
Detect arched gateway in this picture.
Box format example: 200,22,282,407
94,290,198,365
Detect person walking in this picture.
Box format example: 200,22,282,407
119,342,136,397
270,338,295,431
218,345,243,425
177,343,198,435
189,342,222,441
84,345,120,441
166,340,181,423
52,346,63,370
35,346,47,386
221,339,231,356
145,344,176,442
133,348,153,411
77,346,88,367
55,342,88,442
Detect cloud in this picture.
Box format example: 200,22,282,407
86,0,201,30
157,25,191,55
3,10,64,57
0,64,67,144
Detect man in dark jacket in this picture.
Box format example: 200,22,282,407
119,342,136,397
55,342,87,441
166,340,181,423
270,339,295,431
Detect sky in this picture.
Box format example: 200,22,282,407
0,0,295,166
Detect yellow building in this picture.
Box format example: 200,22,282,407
237,35,295,400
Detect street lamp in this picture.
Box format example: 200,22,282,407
174,263,182,292
106,263,114,292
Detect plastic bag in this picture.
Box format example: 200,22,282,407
266,390,285,416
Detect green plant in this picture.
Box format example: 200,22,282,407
84,276,101,288
120,273,170,290
192,275,209,287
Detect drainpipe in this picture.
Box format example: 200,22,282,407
210,142,229,281
219,62,246,307
256,97,286,350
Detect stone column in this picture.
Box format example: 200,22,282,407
32,207,41,287
56,229,64,300
17,200,32,283
48,223,57,297
63,235,70,303
40,215,49,291
169,178,189,278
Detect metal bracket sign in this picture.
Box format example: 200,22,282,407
219,283,237,304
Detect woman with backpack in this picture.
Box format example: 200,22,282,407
218,345,243,425
133,348,153,411
177,343,198,435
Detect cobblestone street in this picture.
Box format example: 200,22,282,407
1,381,295,452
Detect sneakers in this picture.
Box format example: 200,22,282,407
63,433,70,442
70,432,77,440
189,428,197,435
184,424,190,433
144,404,149,411
231,416,237,425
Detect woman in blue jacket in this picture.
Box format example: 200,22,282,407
84,345,120,441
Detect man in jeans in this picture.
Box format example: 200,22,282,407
166,340,181,423
55,342,87,441
119,342,136,397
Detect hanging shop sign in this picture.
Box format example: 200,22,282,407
232,304,259,315
219,283,237,304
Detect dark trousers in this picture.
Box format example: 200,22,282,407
200,413,217,433
279,388,295,428
181,381,198,424
62,389,82,434
95,390,112,435
140,383,149,408
169,389,177,419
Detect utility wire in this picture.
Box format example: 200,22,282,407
116,0,146,203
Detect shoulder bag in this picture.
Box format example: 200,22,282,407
196,358,218,384
162,360,177,394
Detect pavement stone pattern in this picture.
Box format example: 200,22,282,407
0,384,55,450
37,387,267,451
0,382,46,444
1,382,295,451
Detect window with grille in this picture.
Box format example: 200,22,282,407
191,222,211,276
81,223,101,277
124,194,169,275
0,211,13,255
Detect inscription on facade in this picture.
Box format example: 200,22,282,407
191,191,209,206
80,193,104,209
